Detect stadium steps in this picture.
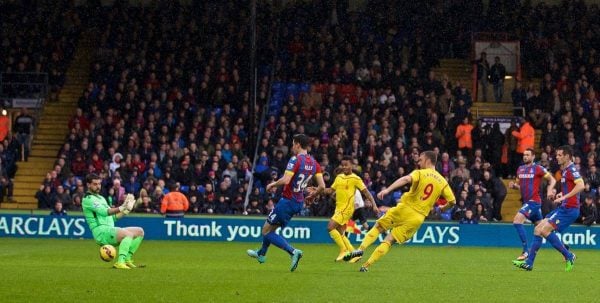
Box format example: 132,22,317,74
501,179,520,222
3,33,93,210
535,130,542,154
432,58,472,86
471,102,515,118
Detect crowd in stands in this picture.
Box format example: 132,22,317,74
25,1,600,226
0,1,79,100
0,1,80,203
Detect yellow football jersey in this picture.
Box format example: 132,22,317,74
399,168,455,216
331,173,367,211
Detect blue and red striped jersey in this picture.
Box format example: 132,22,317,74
517,164,549,204
282,153,322,202
560,163,583,208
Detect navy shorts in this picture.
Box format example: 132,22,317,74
518,201,543,223
266,198,303,227
545,206,580,233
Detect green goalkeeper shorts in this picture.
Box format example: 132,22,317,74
93,226,119,246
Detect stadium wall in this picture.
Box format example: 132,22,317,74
1,212,599,249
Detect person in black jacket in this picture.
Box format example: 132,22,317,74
481,170,507,221
475,52,490,102
580,195,597,226
490,56,506,103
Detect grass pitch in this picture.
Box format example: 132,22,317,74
0,238,596,302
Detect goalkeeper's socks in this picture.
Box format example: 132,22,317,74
118,236,133,263
128,236,144,260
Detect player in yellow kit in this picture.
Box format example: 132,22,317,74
315,156,378,262
343,151,456,272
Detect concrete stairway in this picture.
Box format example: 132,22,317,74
501,179,520,221
3,36,92,209
433,58,472,87
434,59,548,222
471,102,516,118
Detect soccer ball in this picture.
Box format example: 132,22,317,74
99,244,116,262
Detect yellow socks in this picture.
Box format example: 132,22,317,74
329,229,346,252
358,227,381,251
342,236,355,252
363,241,391,268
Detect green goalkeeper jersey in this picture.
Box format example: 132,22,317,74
82,192,116,230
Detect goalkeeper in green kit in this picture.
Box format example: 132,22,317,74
82,173,144,269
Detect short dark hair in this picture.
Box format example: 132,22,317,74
524,148,535,155
557,145,574,158
422,150,437,164
86,173,101,184
342,155,353,162
293,134,309,149
168,182,179,192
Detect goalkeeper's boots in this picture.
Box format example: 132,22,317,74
113,262,131,270
343,249,364,261
246,249,266,264
125,259,146,268
290,249,303,272
565,253,576,272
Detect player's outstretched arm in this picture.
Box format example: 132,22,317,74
377,175,412,200
266,173,292,192
304,173,326,204
311,186,334,196
361,188,379,215
315,173,325,191
543,174,557,200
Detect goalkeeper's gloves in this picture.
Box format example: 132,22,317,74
123,194,136,215
118,203,128,214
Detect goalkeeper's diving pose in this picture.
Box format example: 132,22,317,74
82,173,145,269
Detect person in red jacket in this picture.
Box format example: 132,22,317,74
0,109,10,142
160,183,190,218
